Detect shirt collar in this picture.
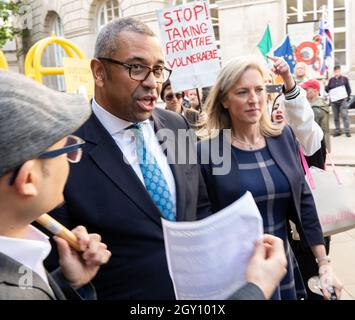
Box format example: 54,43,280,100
0,225,51,273
92,97,150,134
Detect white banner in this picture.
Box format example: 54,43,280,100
157,1,220,92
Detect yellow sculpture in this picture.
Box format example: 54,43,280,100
0,50,9,70
25,32,85,83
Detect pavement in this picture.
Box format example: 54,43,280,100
325,131,355,300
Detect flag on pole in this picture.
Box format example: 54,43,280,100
257,25,272,62
319,9,333,75
273,35,296,73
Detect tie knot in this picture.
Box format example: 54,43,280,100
126,123,143,131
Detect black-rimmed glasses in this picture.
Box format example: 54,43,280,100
98,57,172,83
8,135,85,186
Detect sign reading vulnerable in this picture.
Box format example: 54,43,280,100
157,1,220,92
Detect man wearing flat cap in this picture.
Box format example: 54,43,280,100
0,71,111,299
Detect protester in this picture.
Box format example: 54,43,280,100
294,61,309,84
198,56,343,300
160,80,199,128
272,76,332,300
265,58,323,157
46,17,288,300
186,88,208,123
0,71,111,300
325,65,352,137
287,78,331,300
301,79,330,152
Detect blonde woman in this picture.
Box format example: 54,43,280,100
197,56,343,300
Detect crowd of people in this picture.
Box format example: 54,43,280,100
1,16,352,300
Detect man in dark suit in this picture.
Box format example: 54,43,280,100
47,17,287,300
0,71,111,299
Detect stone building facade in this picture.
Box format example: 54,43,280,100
4,0,355,87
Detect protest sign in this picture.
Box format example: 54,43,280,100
63,57,94,100
157,1,220,92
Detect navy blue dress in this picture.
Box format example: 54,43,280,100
232,145,306,300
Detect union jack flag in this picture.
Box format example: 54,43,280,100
319,11,334,75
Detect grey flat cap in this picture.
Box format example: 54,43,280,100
0,71,91,177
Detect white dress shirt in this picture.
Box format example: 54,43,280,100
92,98,177,210
0,225,52,289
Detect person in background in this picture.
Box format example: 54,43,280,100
266,56,323,158
325,65,352,137
301,79,330,152
198,56,343,300
0,71,111,300
294,62,309,85
263,62,331,300
186,88,208,124
160,80,199,129
288,78,331,300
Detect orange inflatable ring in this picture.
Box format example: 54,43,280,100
295,42,319,64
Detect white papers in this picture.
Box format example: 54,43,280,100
162,191,263,300
329,85,348,102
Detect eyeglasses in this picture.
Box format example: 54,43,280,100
164,93,183,101
98,57,172,83
8,135,85,186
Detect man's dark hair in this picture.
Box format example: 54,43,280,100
94,17,155,59
334,65,341,71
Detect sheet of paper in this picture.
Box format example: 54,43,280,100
329,85,348,102
162,191,263,300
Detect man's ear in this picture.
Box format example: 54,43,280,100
14,160,38,197
91,59,106,87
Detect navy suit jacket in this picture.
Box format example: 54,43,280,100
47,108,211,299
197,126,324,248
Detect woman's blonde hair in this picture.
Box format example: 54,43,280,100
201,56,282,139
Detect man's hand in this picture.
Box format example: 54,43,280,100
246,234,287,299
54,225,111,289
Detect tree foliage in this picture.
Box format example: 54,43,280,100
0,1,22,48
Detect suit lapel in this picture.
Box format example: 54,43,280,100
82,114,163,226
47,272,67,300
266,133,300,202
151,111,187,221
0,252,57,300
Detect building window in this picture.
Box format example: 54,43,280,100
43,15,65,91
98,0,120,29
286,0,349,69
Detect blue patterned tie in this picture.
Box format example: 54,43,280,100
129,123,176,221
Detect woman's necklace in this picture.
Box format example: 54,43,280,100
231,134,264,150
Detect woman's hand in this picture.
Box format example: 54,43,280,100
267,55,296,92
318,264,343,300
